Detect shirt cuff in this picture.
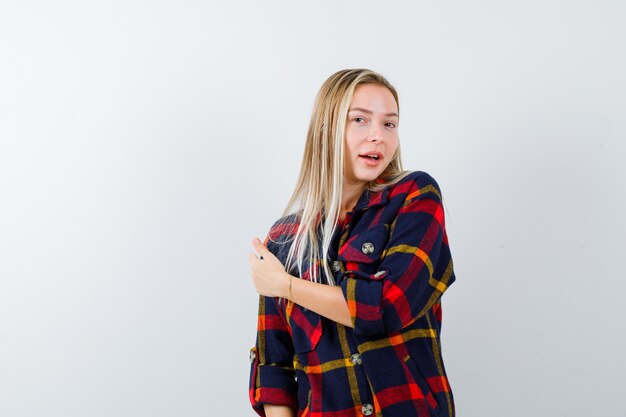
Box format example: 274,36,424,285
249,347,298,416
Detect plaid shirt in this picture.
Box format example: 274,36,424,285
249,171,457,417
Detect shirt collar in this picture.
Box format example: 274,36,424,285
353,181,391,211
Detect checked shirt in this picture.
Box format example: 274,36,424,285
249,170,457,417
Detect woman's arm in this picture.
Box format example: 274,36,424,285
249,236,299,416
249,238,353,327
337,173,456,336
264,404,296,417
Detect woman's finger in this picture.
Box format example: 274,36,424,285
252,237,270,258
248,252,261,265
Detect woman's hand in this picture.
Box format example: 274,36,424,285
249,238,353,327
249,237,289,298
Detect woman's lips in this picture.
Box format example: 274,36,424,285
359,155,382,166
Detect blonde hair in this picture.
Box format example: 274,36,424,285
276,68,412,286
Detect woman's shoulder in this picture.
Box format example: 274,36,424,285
262,212,301,261
400,169,439,184
390,170,443,199
265,212,300,245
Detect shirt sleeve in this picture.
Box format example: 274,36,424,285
249,236,298,415
339,173,456,336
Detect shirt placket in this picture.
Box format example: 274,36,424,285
329,211,377,416
329,210,358,280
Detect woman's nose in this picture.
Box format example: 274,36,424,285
367,125,384,142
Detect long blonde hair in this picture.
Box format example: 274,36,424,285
276,68,412,285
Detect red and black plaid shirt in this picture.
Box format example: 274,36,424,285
249,170,457,417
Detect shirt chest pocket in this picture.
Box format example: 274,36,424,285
337,224,389,275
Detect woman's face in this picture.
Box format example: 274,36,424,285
344,83,399,187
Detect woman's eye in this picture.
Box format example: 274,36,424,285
385,122,397,128
354,117,365,123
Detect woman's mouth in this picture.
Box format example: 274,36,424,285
359,154,383,166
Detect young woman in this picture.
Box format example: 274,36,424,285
248,69,457,417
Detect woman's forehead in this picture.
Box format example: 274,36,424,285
350,84,398,115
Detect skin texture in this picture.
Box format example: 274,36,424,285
261,404,295,417
341,84,399,219
249,84,399,417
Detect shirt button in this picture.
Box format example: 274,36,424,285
350,353,362,365
249,350,256,363
361,403,374,416
331,260,342,272
361,242,374,254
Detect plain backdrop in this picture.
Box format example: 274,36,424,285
1,1,625,416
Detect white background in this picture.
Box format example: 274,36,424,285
1,1,625,416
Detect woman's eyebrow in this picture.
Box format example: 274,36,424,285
348,107,399,117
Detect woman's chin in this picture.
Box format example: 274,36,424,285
355,172,381,183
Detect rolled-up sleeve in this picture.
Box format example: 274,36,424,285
249,238,297,415
339,173,456,336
